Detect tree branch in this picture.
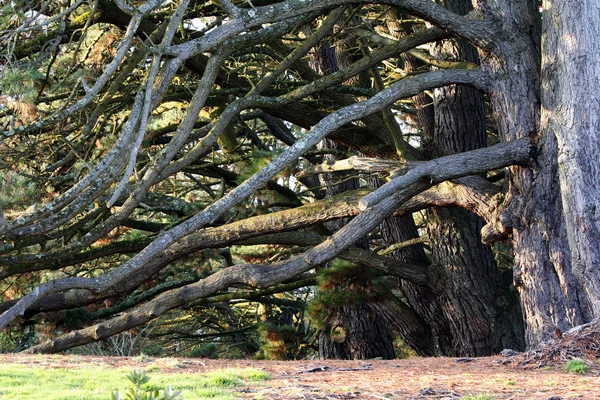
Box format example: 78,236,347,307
23,138,531,353
0,67,490,333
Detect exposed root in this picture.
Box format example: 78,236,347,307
518,318,600,369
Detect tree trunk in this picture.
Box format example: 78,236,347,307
541,0,600,316
316,139,395,360
482,0,590,346
378,213,453,356
374,0,525,355
423,0,524,355
318,303,395,360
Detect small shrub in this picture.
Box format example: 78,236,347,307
141,344,163,357
112,369,181,400
564,359,589,374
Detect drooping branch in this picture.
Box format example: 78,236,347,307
23,138,532,353
165,0,494,60
0,174,501,317
359,138,533,210
0,69,496,332
296,156,412,178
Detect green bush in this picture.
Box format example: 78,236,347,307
141,344,164,357
564,359,589,374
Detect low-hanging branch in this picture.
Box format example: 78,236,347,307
295,156,421,179
0,173,499,318
23,137,532,353
0,66,490,333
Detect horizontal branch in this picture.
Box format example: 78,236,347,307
296,156,408,178
22,138,532,353
0,171,507,319
359,138,533,210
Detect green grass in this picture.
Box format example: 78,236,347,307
0,364,270,399
564,358,589,374
462,394,496,400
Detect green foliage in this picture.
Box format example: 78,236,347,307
564,358,589,374
0,67,43,100
392,333,417,359
0,171,40,209
256,322,308,360
462,394,496,400
141,344,164,357
0,332,17,353
235,148,281,184
112,369,181,400
187,343,218,358
308,260,382,331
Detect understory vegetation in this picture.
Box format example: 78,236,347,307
0,363,269,400
1,0,599,360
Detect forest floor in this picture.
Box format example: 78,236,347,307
0,351,598,399
2,320,600,399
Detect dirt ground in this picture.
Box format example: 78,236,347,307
0,353,598,399
3,320,600,399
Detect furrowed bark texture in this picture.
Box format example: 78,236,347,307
423,0,524,355
317,303,396,360
311,23,396,359
24,140,532,353
541,0,600,316
315,145,394,358
376,6,447,356
481,0,589,346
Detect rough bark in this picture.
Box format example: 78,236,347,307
308,18,399,359
541,0,600,317
316,137,395,360
480,0,590,346
0,176,502,319
22,139,533,353
420,0,524,355
318,303,395,360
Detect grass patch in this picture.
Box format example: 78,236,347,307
0,364,270,399
462,394,496,400
564,359,589,374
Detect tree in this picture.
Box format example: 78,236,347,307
0,0,597,355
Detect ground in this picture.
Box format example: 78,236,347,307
3,320,600,399
0,353,598,399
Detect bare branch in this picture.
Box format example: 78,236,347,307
296,156,411,178
359,138,533,210
211,0,242,18
23,139,531,353
0,68,489,331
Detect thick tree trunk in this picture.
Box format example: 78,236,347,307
426,208,525,354
482,0,591,346
372,0,525,355
317,139,395,359
422,0,524,354
378,214,453,356
541,0,600,316
318,303,395,360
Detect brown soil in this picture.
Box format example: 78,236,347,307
3,320,600,399
0,353,598,399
